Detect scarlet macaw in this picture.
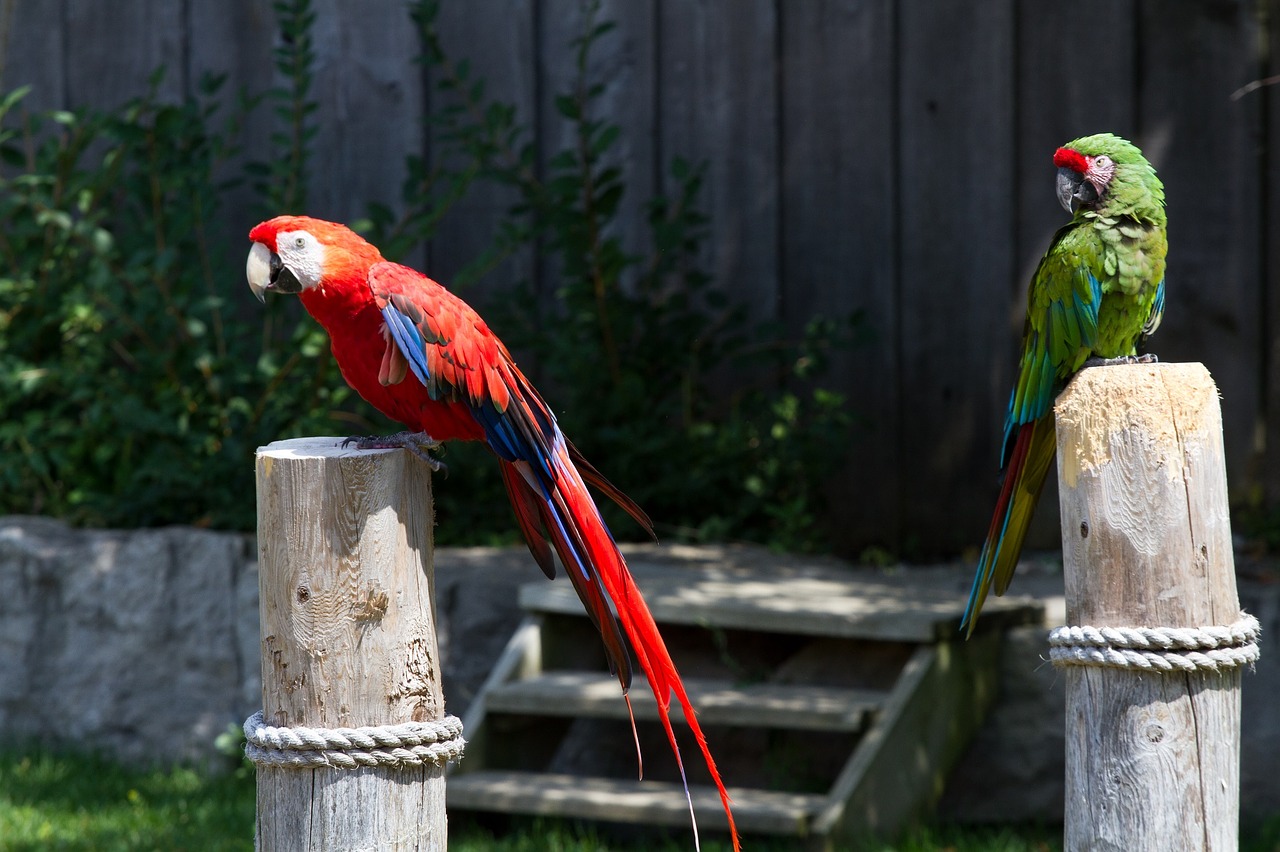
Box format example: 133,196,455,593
247,216,738,849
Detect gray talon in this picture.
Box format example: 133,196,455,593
1082,354,1151,369
341,430,445,472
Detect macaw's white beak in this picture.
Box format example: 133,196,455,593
246,242,274,303
246,241,303,303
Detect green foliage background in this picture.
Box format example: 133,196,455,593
0,0,853,549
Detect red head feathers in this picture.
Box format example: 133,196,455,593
1053,147,1090,174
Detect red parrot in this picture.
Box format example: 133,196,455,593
246,215,738,849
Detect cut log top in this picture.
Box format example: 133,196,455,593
257,436,398,459
1056,362,1221,490
1054,360,1238,631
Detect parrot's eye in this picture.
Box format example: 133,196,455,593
1093,155,1112,169
294,236,306,249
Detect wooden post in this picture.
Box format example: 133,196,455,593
1054,363,1242,851
254,437,445,851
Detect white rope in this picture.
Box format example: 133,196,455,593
1049,613,1261,672
243,711,465,770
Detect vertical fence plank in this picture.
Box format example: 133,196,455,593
1015,0,1137,307
1,0,67,113
538,0,656,298
899,0,1016,550
1263,0,1280,510
304,0,422,229
64,0,184,107
1138,0,1264,502
780,0,899,552
1012,0,1137,551
658,0,778,321
188,0,276,238
427,0,536,305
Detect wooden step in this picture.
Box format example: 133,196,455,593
447,769,824,836
519,557,1043,642
484,671,881,732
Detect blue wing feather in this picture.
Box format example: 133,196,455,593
381,303,432,389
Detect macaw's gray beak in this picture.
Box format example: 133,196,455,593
245,242,302,302
1056,166,1097,214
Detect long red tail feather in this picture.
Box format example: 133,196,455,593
528,447,740,851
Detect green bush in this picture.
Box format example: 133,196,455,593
0,71,366,529
0,0,853,549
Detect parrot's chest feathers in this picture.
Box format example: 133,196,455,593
1093,215,1166,297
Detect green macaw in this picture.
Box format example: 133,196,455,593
963,133,1168,636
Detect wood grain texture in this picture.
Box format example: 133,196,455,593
898,0,1016,549
659,0,777,320
427,0,536,303
1138,0,1264,503
64,0,183,107
518,556,1042,643
538,0,655,303
1,0,67,112
305,0,423,228
1267,2,1280,508
187,0,276,241
254,437,445,851
448,770,820,836
484,671,880,732
779,0,899,551
816,633,1002,848
1055,363,1242,852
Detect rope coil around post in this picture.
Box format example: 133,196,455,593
1048,612,1261,672
243,711,465,770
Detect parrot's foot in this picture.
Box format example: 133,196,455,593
342,430,446,472
1083,353,1158,369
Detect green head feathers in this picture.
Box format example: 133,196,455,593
1054,133,1165,226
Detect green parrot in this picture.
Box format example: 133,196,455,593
963,133,1168,636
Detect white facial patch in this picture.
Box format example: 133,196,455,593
274,229,327,291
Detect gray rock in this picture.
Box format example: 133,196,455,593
0,518,532,767
0,516,255,766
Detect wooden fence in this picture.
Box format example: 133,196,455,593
4,0,1277,555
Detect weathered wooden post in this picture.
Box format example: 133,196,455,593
1051,363,1260,851
246,437,463,851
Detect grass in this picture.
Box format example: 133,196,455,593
0,748,253,851
0,747,1274,851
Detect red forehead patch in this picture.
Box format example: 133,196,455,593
1053,147,1089,174
248,221,279,245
